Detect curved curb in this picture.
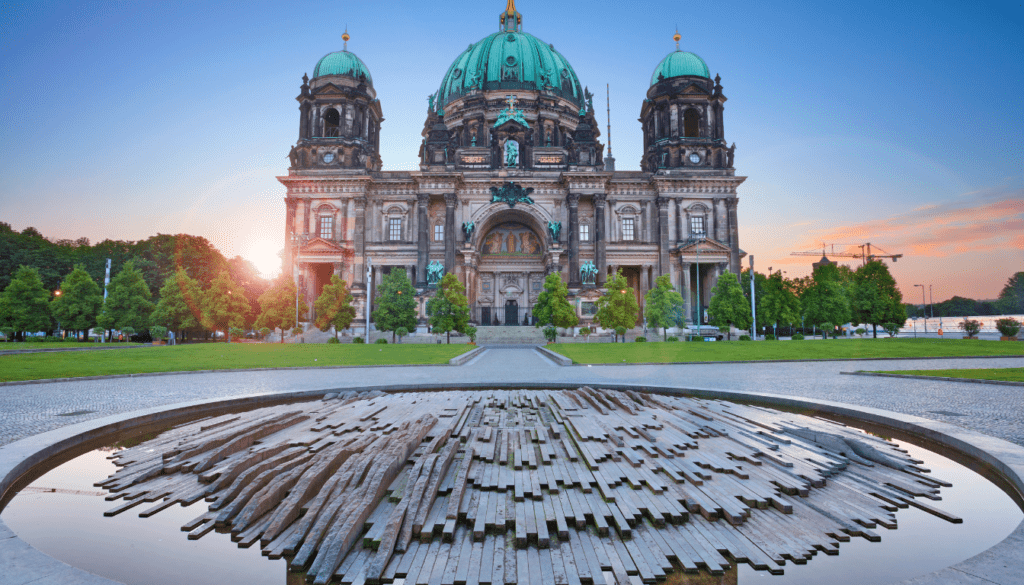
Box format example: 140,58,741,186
449,346,486,365
1,382,1022,585
535,345,572,365
841,371,1024,387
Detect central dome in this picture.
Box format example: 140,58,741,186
436,30,583,107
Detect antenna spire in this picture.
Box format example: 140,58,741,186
606,84,612,158
342,27,350,50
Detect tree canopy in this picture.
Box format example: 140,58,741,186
426,273,470,343
707,271,751,339
0,266,52,339
51,265,103,339
757,271,801,333
998,272,1024,314
201,271,251,341
800,263,851,330
534,272,579,331
316,274,357,340
256,277,303,343
644,274,685,340
97,260,154,335
595,271,639,341
371,268,418,342
150,267,203,334
850,261,906,338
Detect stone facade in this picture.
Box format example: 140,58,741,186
279,6,745,330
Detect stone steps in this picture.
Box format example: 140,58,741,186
474,325,546,345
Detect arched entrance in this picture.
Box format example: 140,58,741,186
472,210,548,326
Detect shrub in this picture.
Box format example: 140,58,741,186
579,327,591,337
634,336,647,342
738,334,752,341
464,326,477,343
666,336,679,342
543,325,558,343
229,327,245,340
292,326,304,336
395,327,409,343
820,322,834,339
259,327,272,339
855,328,866,336
764,334,776,341
327,337,340,344
995,318,1021,338
150,326,167,340
614,326,627,342
353,336,365,344
375,338,388,344
791,333,805,340
958,319,982,337
882,323,901,337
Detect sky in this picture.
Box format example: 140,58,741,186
1,0,1021,302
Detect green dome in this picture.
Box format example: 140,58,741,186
650,50,710,85
437,31,582,106
313,50,373,84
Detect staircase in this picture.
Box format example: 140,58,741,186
475,326,547,345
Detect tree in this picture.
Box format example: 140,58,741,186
998,272,1024,314
150,267,203,339
256,277,303,343
757,272,801,336
371,268,418,342
97,260,155,338
426,273,470,343
800,263,851,333
534,273,578,332
707,271,751,340
51,266,103,340
201,271,251,341
849,261,906,338
595,271,639,342
644,274,685,341
0,266,52,340
315,275,357,340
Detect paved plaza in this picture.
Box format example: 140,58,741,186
1,348,1022,448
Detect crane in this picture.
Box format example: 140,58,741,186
790,242,903,266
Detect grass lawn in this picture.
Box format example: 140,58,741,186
551,338,1024,364
872,368,1024,382
0,341,144,350
0,343,473,382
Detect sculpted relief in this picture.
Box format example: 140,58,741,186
481,222,542,255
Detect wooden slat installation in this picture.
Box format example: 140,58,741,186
101,388,959,584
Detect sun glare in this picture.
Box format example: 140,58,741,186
245,239,283,279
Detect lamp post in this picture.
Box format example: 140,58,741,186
53,290,61,339
914,284,927,335
291,233,303,336
366,257,373,339
694,234,704,338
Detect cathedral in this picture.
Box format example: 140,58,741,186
279,0,745,330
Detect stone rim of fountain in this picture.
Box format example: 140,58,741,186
1,382,1021,585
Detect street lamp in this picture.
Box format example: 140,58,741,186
53,290,61,339
694,234,705,337
291,232,303,335
914,284,927,335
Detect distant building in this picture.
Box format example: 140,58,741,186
812,255,837,271
279,1,745,327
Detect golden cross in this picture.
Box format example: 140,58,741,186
506,95,518,111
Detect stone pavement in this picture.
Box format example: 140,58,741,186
1,347,1022,447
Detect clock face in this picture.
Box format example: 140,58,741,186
323,153,335,164
689,153,700,164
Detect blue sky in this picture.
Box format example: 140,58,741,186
2,0,1021,300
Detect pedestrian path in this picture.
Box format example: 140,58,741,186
1,349,1022,448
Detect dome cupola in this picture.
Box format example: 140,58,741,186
312,31,373,84
650,31,710,84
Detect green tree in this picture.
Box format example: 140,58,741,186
201,271,251,342
595,271,639,342
150,267,203,338
998,272,1024,314
757,272,801,336
533,273,579,332
707,271,751,340
371,268,418,342
315,275,357,340
0,266,52,340
644,274,685,341
426,273,470,344
97,260,154,339
256,277,303,343
51,266,103,340
800,263,851,333
850,261,906,338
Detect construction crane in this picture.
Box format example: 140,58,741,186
790,242,903,266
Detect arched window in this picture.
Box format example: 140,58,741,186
323,108,340,137
683,109,700,138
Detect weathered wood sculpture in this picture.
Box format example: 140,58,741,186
98,388,960,584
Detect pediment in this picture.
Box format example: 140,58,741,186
314,83,345,96
300,237,345,254
681,84,708,96
677,238,731,254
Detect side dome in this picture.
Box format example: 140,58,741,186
436,31,582,106
650,50,710,85
313,50,373,84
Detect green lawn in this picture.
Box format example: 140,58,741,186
873,368,1024,382
0,343,473,382
0,341,144,351
551,338,1024,364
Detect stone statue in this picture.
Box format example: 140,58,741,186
504,139,519,167
580,261,598,285
727,143,736,167
547,221,561,242
426,261,445,285
287,145,299,168
462,221,475,241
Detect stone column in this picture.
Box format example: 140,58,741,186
641,265,651,297
727,198,740,276
681,261,692,320
444,193,457,275
301,199,310,236
567,193,581,287
656,197,670,276
416,193,429,287
714,198,727,243
593,194,607,285
354,196,367,287
299,101,311,141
